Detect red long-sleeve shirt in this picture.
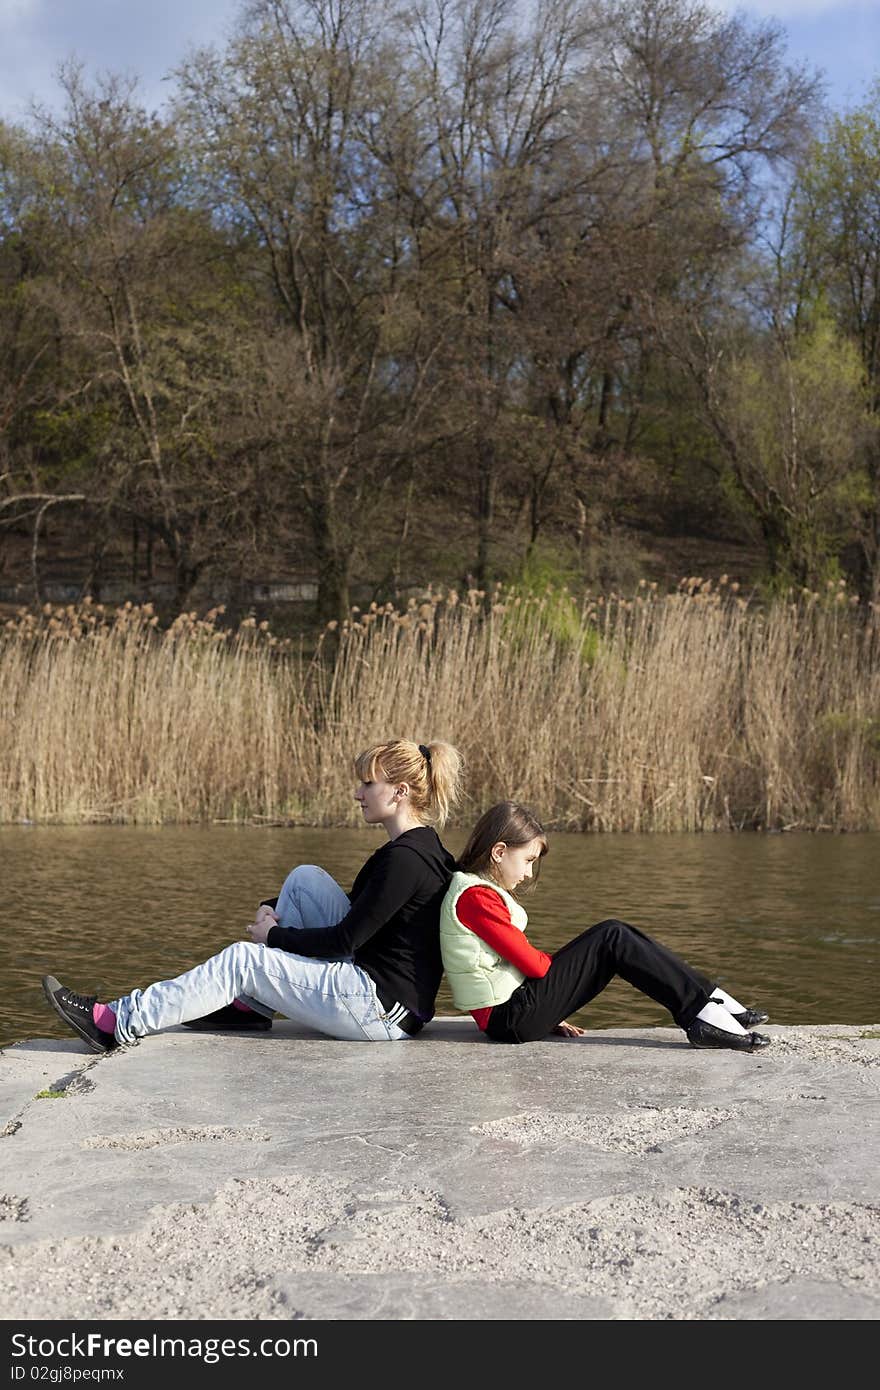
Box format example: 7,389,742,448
455,885,551,1030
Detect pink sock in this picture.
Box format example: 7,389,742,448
232,998,255,1013
92,1003,117,1034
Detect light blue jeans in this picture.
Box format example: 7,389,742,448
111,865,409,1044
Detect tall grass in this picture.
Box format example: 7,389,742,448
1,584,878,829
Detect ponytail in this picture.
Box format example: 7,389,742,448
353,739,464,829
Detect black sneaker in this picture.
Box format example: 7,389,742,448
686,1019,771,1052
41,976,118,1053
181,1003,273,1032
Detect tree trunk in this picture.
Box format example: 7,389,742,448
759,511,792,582
154,525,202,612
594,370,614,451
475,436,495,589
173,554,201,612
311,487,352,625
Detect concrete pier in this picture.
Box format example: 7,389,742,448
1,1020,878,1321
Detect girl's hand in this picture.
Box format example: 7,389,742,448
553,1020,586,1038
253,904,278,928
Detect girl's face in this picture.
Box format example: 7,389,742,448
490,835,544,892
354,777,401,825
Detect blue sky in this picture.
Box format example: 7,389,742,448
0,1,877,122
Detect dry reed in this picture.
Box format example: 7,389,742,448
1,583,878,830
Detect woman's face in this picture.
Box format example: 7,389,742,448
490,835,544,892
354,777,400,825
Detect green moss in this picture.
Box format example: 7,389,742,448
35,1087,66,1099
819,712,880,754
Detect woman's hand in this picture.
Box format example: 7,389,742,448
553,1020,586,1038
246,918,273,944
246,905,278,945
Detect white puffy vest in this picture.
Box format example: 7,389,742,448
439,870,529,1012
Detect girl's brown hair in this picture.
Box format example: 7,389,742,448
456,801,548,885
353,739,464,829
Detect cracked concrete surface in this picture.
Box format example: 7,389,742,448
1,1019,878,1320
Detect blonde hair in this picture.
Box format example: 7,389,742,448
353,739,464,829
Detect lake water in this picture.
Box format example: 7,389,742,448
2,826,878,1048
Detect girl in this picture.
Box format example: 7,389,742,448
439,801,770,1051
44,739,463,1050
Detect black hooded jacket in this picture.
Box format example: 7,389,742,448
265,826,456,1020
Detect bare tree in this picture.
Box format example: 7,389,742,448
381,0,605,584
1,68,257,607
176,0,453,621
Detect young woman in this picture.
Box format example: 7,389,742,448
44,739,463,1051
440,801,770,1052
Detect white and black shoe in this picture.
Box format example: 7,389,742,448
42,976,117,1053
730,1006,770,1027
711,996,769,1028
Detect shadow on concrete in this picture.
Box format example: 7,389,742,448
13,1022,686,1053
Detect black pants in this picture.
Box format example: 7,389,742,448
484,918,714,1044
